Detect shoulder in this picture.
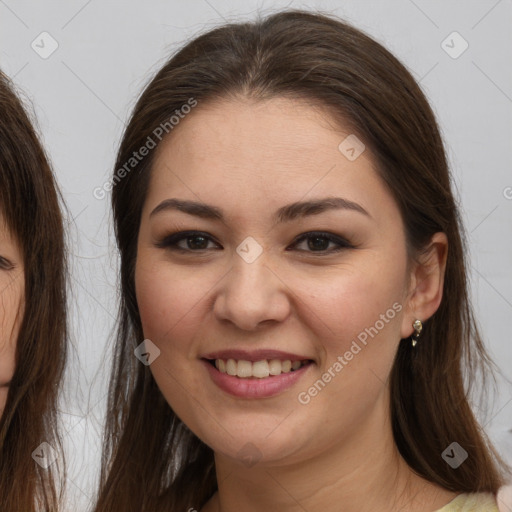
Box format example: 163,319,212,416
435,492,499,511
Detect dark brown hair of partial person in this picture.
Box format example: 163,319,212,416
0,69,67,511
94,9,511,512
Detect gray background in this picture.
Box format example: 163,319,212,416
1,0,511,510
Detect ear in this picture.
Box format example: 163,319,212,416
400,232,448,339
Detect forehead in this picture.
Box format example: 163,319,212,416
145,97,396,225
154,96,354,171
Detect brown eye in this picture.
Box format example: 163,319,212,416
0,256,15,270
155,231,221,252
155,230,354,255
289,232,353,254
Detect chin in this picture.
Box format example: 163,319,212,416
191,414,314,468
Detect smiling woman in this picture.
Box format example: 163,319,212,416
0,69,67,511
93,9,510,512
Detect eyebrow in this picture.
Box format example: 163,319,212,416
150,196,370,223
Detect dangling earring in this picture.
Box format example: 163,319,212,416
411,319,423,347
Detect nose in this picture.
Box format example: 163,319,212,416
213,251,291,331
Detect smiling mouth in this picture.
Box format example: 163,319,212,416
204,358,313,379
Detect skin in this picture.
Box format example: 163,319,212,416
0,214,24,418
135,97,456,512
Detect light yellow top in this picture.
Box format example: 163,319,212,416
435,492,499,511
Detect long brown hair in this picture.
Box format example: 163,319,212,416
0,70,67,511
95,10,511,511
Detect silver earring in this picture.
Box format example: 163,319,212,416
411,319,423,347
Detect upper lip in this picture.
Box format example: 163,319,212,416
202,349,313,362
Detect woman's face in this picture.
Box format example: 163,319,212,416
135,97,417,466
0,214,24,416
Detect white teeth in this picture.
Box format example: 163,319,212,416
226,359,237,376
291,361,301,370
237,360,252,378
252,360,270,378
214,358,309,378
268,359,282,375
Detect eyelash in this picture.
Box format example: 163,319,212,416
155,230,354,255
0,256,14,270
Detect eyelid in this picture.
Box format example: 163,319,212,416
155,230,354,254
155,231,221,251
289,231,353,251
0,256,15,270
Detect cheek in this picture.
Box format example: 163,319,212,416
0,339,16,388
135,257,217,354
134,257,219,429
289,260,405,356
0,277,24,387
274,263,406,456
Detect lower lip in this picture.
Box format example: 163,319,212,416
202,359,313,399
